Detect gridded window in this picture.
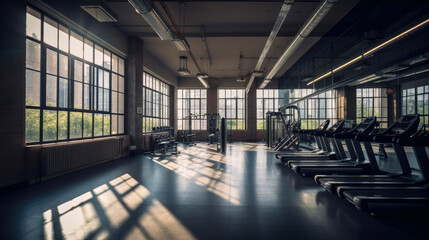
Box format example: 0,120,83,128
256,89,286,130
177,89,207,131
142,72,170,133
25,6,125,144
402,85,429,125
218,89,245,130
356,88,388,128
283,89,336,129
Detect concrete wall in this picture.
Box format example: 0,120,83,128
144,50,178,87
0,0,27,189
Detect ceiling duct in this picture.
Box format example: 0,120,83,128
80,1,118,22
245,0,294,92
128,0,174,40
262,0,337,88
196,73,210,88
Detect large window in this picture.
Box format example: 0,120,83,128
25,6,125,144
356,88,388,128
402,85,429,125
218,89,245,130
256,89,286,130
285,89,336,129
177,89,207,130
142,72,170,133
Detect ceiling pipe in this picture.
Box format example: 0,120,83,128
128,0,175,40
261,0,337,88
157,0,208,88
246,0,294,93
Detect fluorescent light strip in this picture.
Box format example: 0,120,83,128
307,18,429,86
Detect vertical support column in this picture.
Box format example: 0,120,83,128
344,86,356,121
0,0,26,188
206,87,218,114
126,37,143,150
246,87,257,141
169,84,176,136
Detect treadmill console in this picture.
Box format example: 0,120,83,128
326,119,345,133
316,119,330,131
373,114,420,143
352,117,377,134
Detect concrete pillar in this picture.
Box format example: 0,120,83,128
126,37,143,150
246,87,257,141
0,0,26,188
207,87,218,114
344,86,356,121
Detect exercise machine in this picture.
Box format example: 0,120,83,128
206,113,220,145
182,113,197,145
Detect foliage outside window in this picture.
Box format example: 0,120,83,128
218,89,245,130
142,72,170,133
402,85,429,125
256,89,286,130
25,6,125,144
356,88,388,128
177,89,207,131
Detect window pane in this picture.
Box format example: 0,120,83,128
94,113,103,136
59,78,68,108
112,74,118,91
112,115,118,134
58,111,68,140
84,84,90,110
84,39,93,62
70,112,82,139
119,93,124,114
119,58,124,76
112,54,118,73
46,75,57,107
119,76,124,93
95,45,103,66
112,91,118,113
26,70,40,106
84,64,91,84
59,54,68,78
26,7,41,40
84,113,93,137
74,60,83,82
70,31,83,58
26,39,41,70
59,25,69,53
104,49,111,70
26,108,40,143
46,49,57,75
74,82,82,109
118,115,124,134
43,17,58,48
43,110,57,141
104,89,109,111
104,71,110,89
103,114,110,136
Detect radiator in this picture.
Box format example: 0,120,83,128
41,137,124,177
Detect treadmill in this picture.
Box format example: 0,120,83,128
315,114,421,194
289,117,378,177
286,119,349,166
276,120,338,162
338,124,429,215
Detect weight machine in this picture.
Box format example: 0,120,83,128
205,113,220,145
182,113,197,145
266,105,301,152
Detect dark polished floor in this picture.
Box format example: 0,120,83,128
0,142,427,240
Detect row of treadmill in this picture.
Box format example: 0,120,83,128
275,114,429,216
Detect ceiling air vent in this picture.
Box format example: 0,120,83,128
80,1,118,22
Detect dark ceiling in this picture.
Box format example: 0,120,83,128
105,0,360,81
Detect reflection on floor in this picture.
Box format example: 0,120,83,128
0,142,427,240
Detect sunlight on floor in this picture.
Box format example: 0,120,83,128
42,173,196,240
152,144,241,205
